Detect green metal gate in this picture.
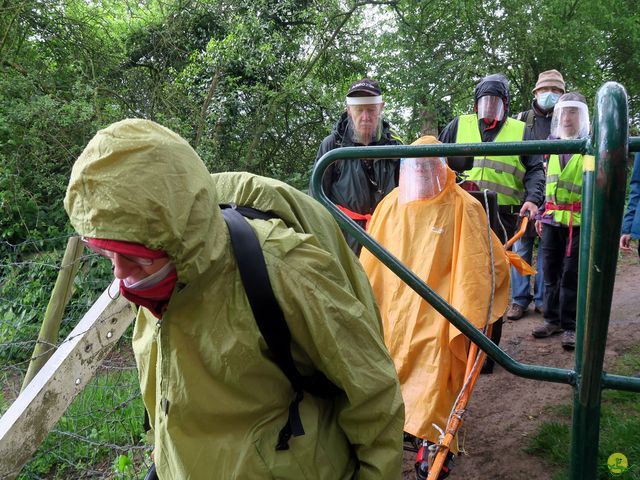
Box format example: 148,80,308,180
310,81,640,480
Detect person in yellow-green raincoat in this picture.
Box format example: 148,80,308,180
64,119,404,480
360,135,509,461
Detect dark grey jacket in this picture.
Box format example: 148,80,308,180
515,99,554,141
313,112,402,254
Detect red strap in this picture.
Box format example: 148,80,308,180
544,201,581,212
544,201,581,256
337,205,372,231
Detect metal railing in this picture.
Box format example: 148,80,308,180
310,81,640,480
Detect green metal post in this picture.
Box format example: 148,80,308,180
574,138,595,373
570,82,629,479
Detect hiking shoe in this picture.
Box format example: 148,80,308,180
561,330,576,350
480,359,495,375
415,442,454,480
506,303,526,320
532,322,562,338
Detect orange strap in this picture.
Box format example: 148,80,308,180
337,205,372,231
544,201,581,256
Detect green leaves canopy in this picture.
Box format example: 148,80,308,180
1,0,639,251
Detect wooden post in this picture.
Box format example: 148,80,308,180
0,285,134,479
21,236,85,391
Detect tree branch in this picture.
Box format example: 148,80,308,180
194,70,221,149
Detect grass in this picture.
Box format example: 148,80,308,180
527,346,640,479
18,349,150,480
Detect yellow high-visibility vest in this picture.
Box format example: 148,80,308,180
456,114,526,206
545,153,583,227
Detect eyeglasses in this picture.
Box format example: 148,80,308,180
80,237,154,266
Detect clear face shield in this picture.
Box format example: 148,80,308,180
477,95,505,122
398,156,448,204
346,96,383,145
550,101,589,139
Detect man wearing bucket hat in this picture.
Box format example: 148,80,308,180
314,78,403,255
506,70,566,321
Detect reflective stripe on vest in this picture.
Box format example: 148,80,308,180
545,153,583,227
456,114,526,206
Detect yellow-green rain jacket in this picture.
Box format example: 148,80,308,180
64,119,404,479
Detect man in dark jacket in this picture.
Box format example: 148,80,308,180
438,73,545,241
506,70,566,321
314,78,402,255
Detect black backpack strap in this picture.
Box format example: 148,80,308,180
220,204,340,451
525,110,534,130
516,110,535,129
219,203,275,221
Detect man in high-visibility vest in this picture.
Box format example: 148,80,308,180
314,78,403,255
439,73,545,373
531,92,590,350
438,73,545,242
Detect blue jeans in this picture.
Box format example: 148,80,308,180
511,235,544,308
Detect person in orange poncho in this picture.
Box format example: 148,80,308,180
360,135,510,466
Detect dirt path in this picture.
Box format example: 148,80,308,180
402,256,640,479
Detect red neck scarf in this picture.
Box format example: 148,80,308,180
84,237,177,319
119,269,178,319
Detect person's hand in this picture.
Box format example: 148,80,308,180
535,220,543,237
620,233,633,252
520,201,538,220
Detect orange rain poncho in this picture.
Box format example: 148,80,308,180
360,163,510,447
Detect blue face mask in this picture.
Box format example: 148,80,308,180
538,92,561,110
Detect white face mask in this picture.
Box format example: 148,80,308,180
123,261,175,289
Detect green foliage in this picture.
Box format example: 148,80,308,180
374,0,640,139
526,420,570,465
112,453,136,479
1,1,640,477
0,250,62,363
0,247,113,364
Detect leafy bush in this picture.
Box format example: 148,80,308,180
0,244,113,364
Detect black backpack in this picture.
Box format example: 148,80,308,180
220,204,341,451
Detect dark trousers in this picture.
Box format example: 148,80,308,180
541,224,580,331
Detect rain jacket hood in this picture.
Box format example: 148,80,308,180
474,73,511,117
65,119,404,480
65,119,223,286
